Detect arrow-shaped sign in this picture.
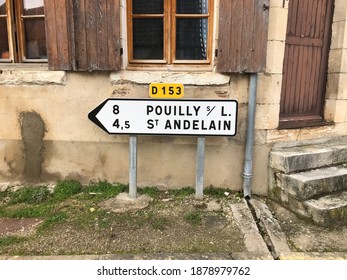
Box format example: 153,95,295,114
88,98,238,137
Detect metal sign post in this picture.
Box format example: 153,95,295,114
129,135,137,199
196,137,205,199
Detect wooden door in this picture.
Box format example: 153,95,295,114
279,0,334,128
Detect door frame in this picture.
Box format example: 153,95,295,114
279,0,335,129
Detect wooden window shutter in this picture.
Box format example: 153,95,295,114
217,0,270,73
44,0,121,71
44,0,73,70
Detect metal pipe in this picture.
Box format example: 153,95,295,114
129,135,137,199
196,136,206,199
242,73,258,199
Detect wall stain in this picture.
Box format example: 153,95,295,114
19,112,46,182
112,87,130,96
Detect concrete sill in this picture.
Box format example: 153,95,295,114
110,70,231,86
0,68,66,86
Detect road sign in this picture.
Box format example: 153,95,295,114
149,83,184,98
88,99,238,136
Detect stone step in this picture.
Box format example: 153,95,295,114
304,190,347,226
270,140,347,174
276,165,347,201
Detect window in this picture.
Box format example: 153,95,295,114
127,0,214,65
0,0,47,63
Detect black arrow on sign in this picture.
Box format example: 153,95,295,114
88,99,110,134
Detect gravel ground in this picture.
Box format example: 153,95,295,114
0,194,246,256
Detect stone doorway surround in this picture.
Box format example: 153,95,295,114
255,0,347,138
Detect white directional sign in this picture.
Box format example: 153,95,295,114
88,99,238,136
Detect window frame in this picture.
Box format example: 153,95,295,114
0,0,13,62
0,0,47,63
126,0,214,66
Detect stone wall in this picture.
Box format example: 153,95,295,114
325,0,347,124
259,0,347,144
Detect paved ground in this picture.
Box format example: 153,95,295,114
1,197,347,260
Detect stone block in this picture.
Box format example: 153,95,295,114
324,99,337,122
256,73,282,104
326,73,347,100
266,123,347,143
304,190,347,226
270,141,347,173
265,40,286,74
325,99,347,123
268,7,288,41
330,21,347,50
110,71,231,86
335,100,347,123
255,104,280,130
332,0,347,22
328,48,347,74
277,165,347,200
0,70,66,86
268,183,310,218
270,0,289,9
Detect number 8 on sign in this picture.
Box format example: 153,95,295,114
113,105,120,114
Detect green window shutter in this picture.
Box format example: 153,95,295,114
217,0,270,73
45,0,121,71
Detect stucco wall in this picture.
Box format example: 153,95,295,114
0,70,258,191
0,0,346,196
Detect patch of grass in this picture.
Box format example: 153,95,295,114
144,211,168,230
82,180,128,200
93,210,112,227
38,212,68,232
234,192,243,198
138,186,160,198
8,186,51,205
52,180,83,201
204,186,233,198
184,211,202,226
7,204,54,219
150,217,167,230
68,205,112,230
133,210,166,230
98,217,111,229
286,239,302,252
169,187,195,197
0,206,9,217
0,236,27,247
0,190,10,200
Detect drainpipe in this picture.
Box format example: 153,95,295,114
242,73,258,199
